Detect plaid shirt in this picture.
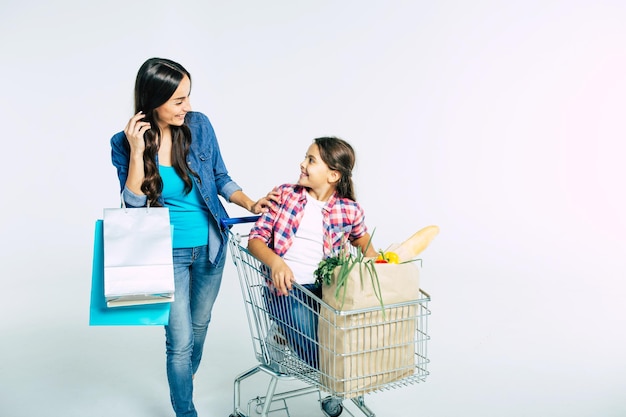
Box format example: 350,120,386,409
249,184,368,259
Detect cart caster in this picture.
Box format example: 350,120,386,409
321,396,343,417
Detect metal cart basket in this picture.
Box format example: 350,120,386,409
222,217,430,417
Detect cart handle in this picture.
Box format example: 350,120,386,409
220,216,260,229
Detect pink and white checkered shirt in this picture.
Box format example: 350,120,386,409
248,184,369,259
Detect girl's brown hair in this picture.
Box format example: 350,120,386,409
314,137,356,201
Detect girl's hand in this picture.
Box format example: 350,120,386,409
123,112,151,154
269,258,294,296
250,189,280,214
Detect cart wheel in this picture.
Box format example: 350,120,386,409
321,396,343,417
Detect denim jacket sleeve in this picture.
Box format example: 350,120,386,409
185,111,241,200
185,111,241,263
110,131,148,208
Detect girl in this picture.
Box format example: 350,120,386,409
248,137,378,368
110,57,276,417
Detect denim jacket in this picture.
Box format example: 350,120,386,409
110,111,241,263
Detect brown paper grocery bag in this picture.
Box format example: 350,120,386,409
319,262,420,397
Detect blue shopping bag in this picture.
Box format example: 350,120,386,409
89,220,171,326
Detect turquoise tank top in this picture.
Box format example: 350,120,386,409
159,165,209,248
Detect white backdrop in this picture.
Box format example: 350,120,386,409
1,1,625,416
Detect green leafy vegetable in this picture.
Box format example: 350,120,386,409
314,230,387,317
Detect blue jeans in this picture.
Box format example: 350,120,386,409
166,246,225,417
265,283,321,368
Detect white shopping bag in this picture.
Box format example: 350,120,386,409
103,202,175,308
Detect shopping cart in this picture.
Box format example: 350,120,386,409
221,217,431,417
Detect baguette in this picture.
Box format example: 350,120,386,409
388,225,440,262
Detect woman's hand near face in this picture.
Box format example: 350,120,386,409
124,112,150,155
123,112,150,195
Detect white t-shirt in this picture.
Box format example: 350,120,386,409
283,192,325,285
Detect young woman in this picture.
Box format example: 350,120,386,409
247,137,378,368
110,57,276,417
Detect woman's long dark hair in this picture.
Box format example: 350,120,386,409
134,57,197,206
314,137,356,201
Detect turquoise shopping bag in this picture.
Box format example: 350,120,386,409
89,220,171,326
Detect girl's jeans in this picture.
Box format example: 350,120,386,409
265,283,322,368
166,246,225,417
